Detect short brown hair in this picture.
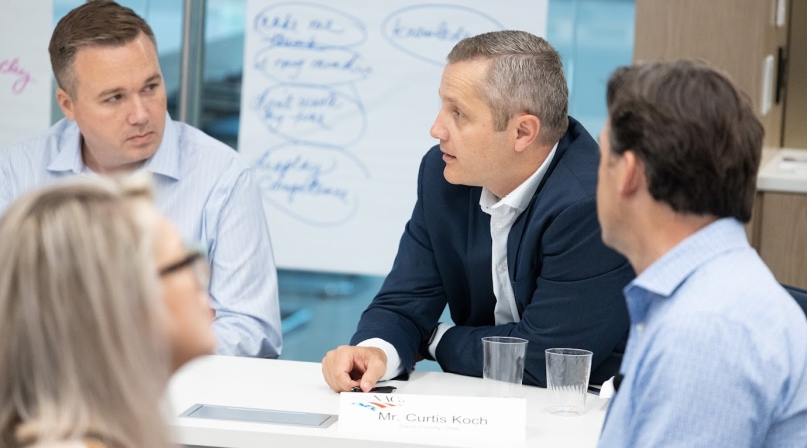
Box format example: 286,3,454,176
606,60,763,222
447,30,569,146
49,0,157,95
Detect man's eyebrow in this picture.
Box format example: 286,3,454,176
96,86,125,99
143,73,162,85
437,88,458,103
95,74,162,99
443,95,458,104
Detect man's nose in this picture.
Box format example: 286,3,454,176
128,95,149,126
430,111,448,140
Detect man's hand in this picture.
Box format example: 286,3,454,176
322,345,388,392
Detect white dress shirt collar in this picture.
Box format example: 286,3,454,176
480,142,559,212
46,112,181,181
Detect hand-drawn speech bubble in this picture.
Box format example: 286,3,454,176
254,45,372,85
253,143,370,226
251,84,366,147
254,2,367,48
381,4,505,66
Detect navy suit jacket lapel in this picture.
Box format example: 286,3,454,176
467,186,495,319
506,127,575,312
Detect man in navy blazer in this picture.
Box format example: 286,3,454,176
322,31,634,391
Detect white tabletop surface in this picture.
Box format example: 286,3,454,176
757,148,807,194
167,355,608,448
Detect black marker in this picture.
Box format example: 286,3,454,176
350,385,397,393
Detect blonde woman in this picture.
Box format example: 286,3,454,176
0,175,216,447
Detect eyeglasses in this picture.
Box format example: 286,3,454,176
159,249,210,291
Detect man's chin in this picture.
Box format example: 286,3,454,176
443,168,461,185
114,148,158,171
599,228,623,253
125,139,160,156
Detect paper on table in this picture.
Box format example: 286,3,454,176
779,156,807,174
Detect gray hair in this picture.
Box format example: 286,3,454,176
0,175,172,448
447,30,569,145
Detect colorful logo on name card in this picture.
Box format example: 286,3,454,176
352,401,402,412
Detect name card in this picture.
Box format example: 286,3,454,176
338,393,526,442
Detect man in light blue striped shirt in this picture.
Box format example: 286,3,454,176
596,60,807,446
0,1,281,358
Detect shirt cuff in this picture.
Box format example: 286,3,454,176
428,322,453,360
599,376,616,399
357,338,403,381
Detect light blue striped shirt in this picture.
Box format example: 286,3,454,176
0,116,282,358
598,218,807,447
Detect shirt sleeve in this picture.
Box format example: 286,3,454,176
357,338,403,381
611,317,773,448
0,155,12,215
207,168,282,358
428,322,452,359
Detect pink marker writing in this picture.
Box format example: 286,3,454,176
0,57,34,95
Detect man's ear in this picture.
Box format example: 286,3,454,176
56,87,76,121
619,150,646,197
513,114,541,153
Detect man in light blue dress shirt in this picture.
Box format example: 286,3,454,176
595,60,807,446
0,1,281,358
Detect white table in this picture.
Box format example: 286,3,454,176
167,356,607,448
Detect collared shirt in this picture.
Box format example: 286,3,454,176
0,115,282,358
480,143,558,325
598,218,807,447
362,144,557,380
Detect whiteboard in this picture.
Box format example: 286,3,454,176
239,0,549,275
0,0,53,148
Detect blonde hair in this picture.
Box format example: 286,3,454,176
0,175,173,448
